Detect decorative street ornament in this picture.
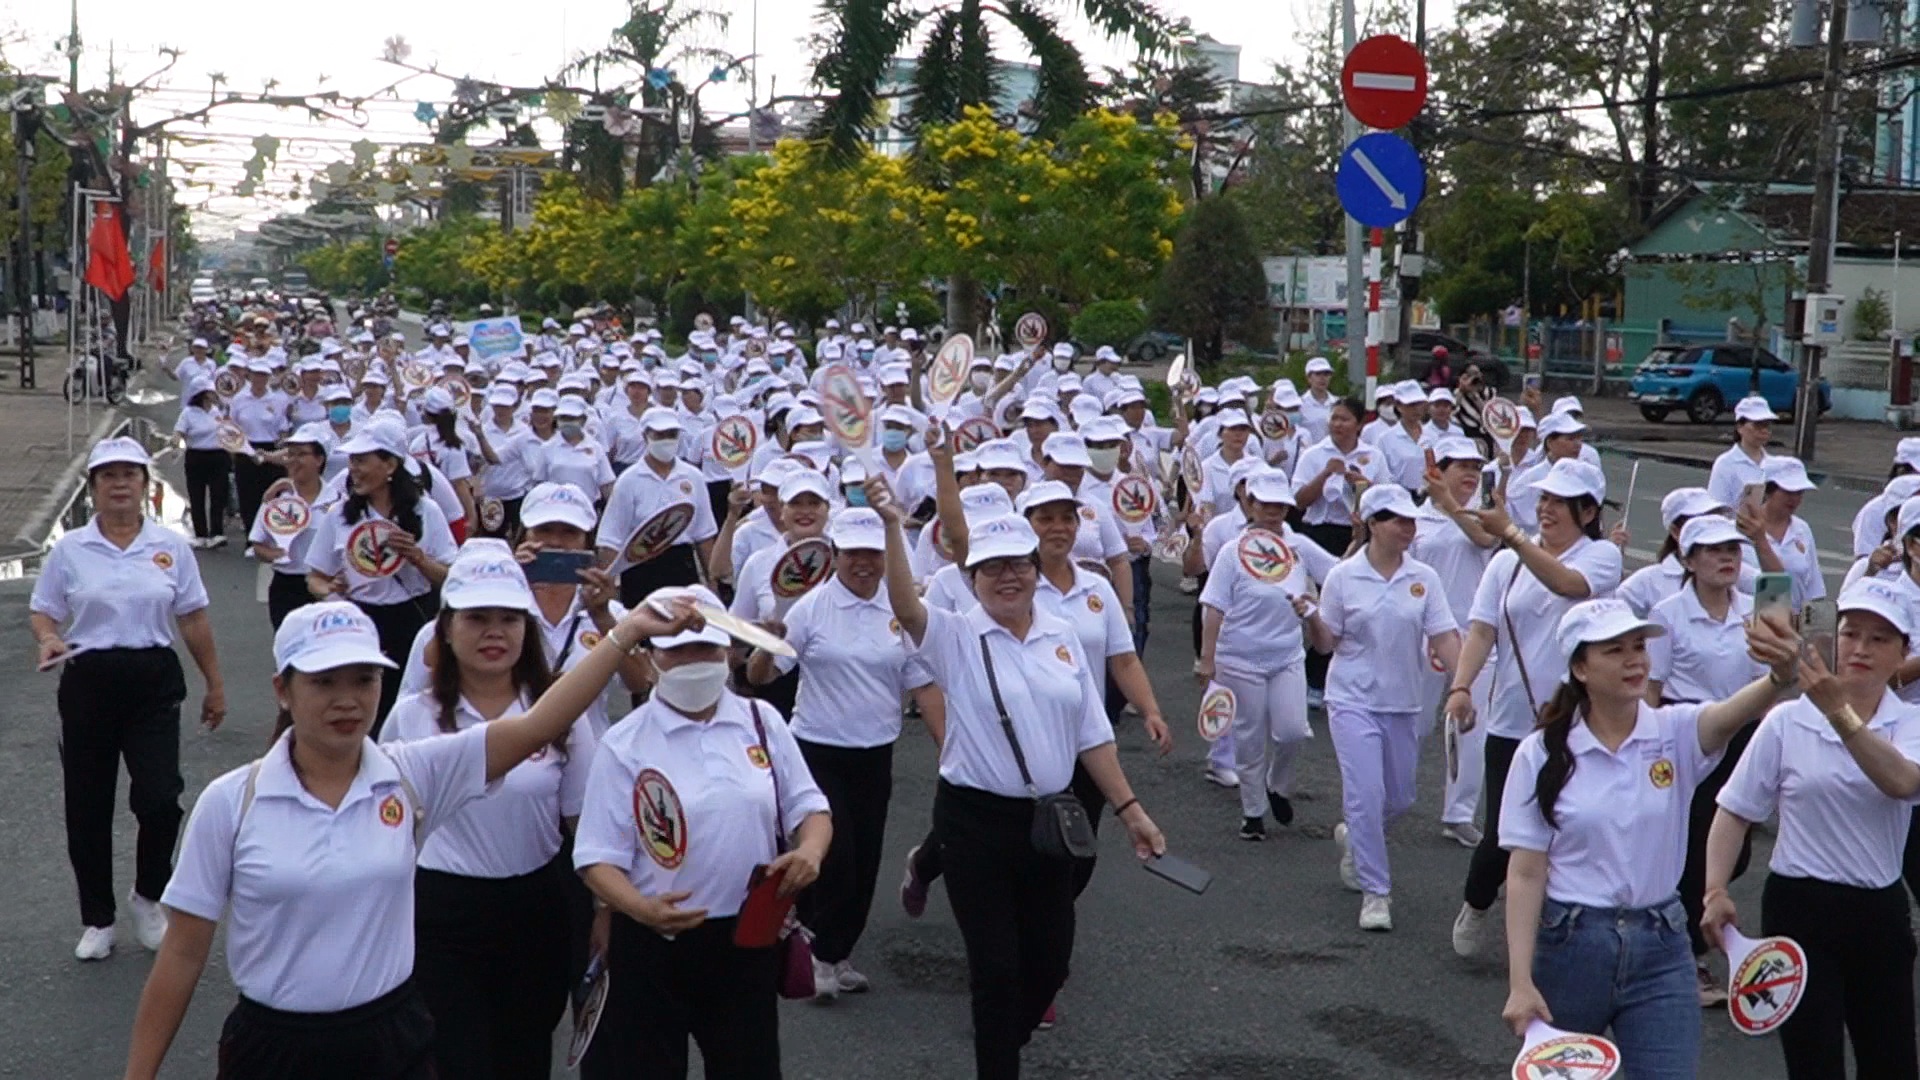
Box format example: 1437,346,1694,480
646,67,673,90
545,91,581,125
413,101,438,124
350,138,379,169
251,134,280,163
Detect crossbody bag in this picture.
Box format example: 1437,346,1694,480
977,633,1097,861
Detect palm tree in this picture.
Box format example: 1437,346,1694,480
809,0,1179,331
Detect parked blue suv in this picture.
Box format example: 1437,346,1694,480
1628,342,1831,423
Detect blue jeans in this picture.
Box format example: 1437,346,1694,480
1532,896,1699,1080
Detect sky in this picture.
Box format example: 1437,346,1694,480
3,0,1444,238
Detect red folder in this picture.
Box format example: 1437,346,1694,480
733,864,796,948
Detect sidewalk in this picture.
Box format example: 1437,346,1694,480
0,384,124,562
1579,396,1898,494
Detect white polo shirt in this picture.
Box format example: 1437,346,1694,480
306,497,458,606
1057,497,1126,565
1411,505,1496,628
1718,694,1920,890
1618,554,1759,618
1293,439,1390,526
161,726,491,1013
1201,533,1311,676
774,576,933,748
1766,515,1826,609
1706,446,1772,510
1469,537,1623,739
30,519,209,650
529,434,616,499
174,404,226,451
1034,567,1133,704
479,420,539,500
1319,553,1457,714
1647,587,1763,703
229,387,291,444
924,563,976,613
1500,702,1722,909
731,536,828,622
912,602,1113,797
381,691,594,878
573,692,830,918
248,487,339,576
1296,392,1334,444
597,457,718,574
728,509,783,584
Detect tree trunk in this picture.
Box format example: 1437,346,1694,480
946,273,979,337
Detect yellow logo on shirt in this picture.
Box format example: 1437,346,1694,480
678,480,694,495
378,794,405,827
888,618,901,635
746,745,771,769
580,631,602,650
1409,582,1426,598
1649,759,1675,789
1054,645,1074,666
152,551,174,570
1078,506,1096,521
1087,594,1104,613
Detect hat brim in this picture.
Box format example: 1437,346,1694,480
286,646,398,673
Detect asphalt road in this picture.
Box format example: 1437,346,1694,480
0,402,1845,1077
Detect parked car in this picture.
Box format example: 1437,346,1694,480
1125,330,1186,363
1628,342,1831,423
1408,331,1510,390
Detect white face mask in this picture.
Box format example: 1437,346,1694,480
970,371,991,392
1051,356,1071,373
647,437,680,463
654,660,729,713
1087,446,1122,474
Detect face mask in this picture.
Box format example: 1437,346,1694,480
328,405,353,424
1052,357,1071,373
559,420,585,438
647,437,680,463
859,349,875,362
1087,446,1122,473
654,660,729,713
771,357,787,371
881,429,910,452
844,486,869,508
701,352,719,368
970,372,991,392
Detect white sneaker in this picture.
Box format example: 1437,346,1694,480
811,957,839,1001
1452,902,1488,959
128,892,168,951
834,960,870,993
74,925,114,961
1359,893,1392,932
1441,821,1483,848
1204,765,1240,788
1333,823,1359,892
1178,576,1200,595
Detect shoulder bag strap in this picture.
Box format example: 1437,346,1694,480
550,609,591,671
748,700,788,855
1499,556,1541,718
978,632,1040,799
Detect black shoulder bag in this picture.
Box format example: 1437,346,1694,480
977,633,1098,860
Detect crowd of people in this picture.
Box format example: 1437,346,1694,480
24,304,1920,1079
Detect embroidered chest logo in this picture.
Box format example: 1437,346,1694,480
1648,759,1675,789
152,551,174,570
633,768,688,869
1086,594,1104,613
1409,582,1426,598
1054,645,1074,666
579,631,602,650
746,745,771,769
377,794,405,827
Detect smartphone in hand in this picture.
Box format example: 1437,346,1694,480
526,548,596,585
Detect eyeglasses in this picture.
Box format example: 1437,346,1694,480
974,557,1037,579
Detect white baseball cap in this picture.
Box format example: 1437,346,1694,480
963,514,1041,568
1229,456,1265,490
1246,469,1295,506
87,436,152,471
441,539,537,613
1659,487,1726,530
1216,408,1252,429
828,507,885,551
1838,579,1917,639
1762,456,1816,493
647,585,733,649
528,389,561,410
1677,514,1745,553
1359,483,1419,520
285,422,335,451
555,397,589,420
335,420,411,462
1427,387,1455,405
520,482,599,531
486,385,518,407
1556,597,1664,659
1551,396,1585,416
641,407,683,434
1393,381,1428,406
1433,436,1485,464
1041,432,1092,467
274,601,398,673
1533,459,1606,502
1537,411,1589,439
1896,437,1920,471
1897,496,1920,540
1305,356,1334,375
1015,479,1081,514
779,471,833,504
1733,396,1776,423
959,483,1016,525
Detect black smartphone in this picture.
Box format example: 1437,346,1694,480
1143,853,1212,895
526,549,595,585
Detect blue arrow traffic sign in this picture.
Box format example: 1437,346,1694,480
1336,132,1426,229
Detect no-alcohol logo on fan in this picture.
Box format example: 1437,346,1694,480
1236,529,1294,583
1729,938,1807,1035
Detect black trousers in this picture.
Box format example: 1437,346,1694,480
58,647,186,928
1128,554,1151,651
582,915,780,1080
184,448,231,539
1680,720,1757,956
1903,807,1920,907
797,740,894,964
1463,733,1522,911
935,780,1076,1080
1761,874,1919,1080
1188,572,1207,657
233,447,286,537
707,479,732,535
357,593,438,737
414,859,571,1080
618,544,701,609
1300,522,1353,691
267,571,310,631
910,764,1103,902
217,979,435,1080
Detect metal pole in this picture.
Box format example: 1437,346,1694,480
12,101,36,387
1392,0,1428,377
1793,0,1853,462
1522,235,1532,374
1366,227,1383,403
1341,0,1365,388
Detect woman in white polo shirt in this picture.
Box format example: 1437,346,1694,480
380,541,594,1078
1705,395,1775,508
597,407,718,607
745,508,945,1000
732,469,836,718
1753,456,1825,609
303,420,457,732
250,423,335,630
530,396,616,506
1704,579,1920,1080
1301,483,1460,931
873,487,1164,1076
1499,599,1798,1080
1646,514,1767,1004
1618,488,1737,616
1445,458,1622,958
30,437,227,962
173,377,232,549
124,596,699,1080
575,584,832,1079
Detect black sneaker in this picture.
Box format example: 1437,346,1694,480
1239,816,1266,841
1268,791,1294,826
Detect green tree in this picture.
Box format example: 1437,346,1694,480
305,239,390,295
1070,299,1147,350
1150,197,1272,362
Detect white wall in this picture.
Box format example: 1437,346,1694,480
1829,257,1920,340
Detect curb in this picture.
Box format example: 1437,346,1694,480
1593,441,1885,496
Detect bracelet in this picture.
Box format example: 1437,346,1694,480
1112,797,1141,818
1768,668,1794,691
1503,525,1527,546
1825,704,1868,741
1445,686,1471,699
606,628,639,656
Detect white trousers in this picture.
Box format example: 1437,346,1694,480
1418,663,1491,827
1327,705,1420,896
1215,663,1312,819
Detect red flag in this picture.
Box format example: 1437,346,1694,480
148,237,167,293
84,203,136,301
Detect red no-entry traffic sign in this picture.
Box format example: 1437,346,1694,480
1341,34,1428,131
